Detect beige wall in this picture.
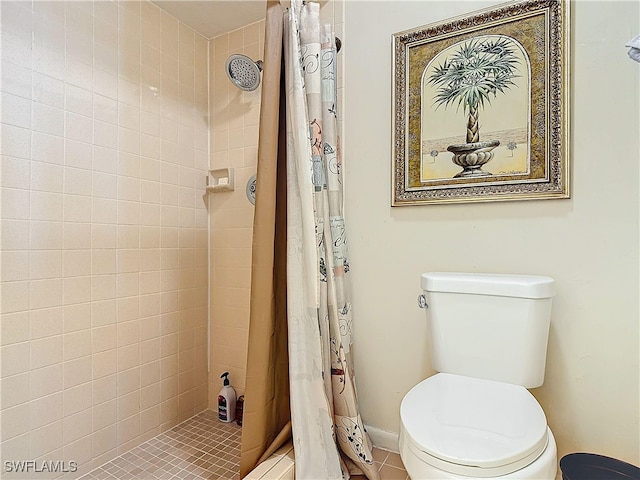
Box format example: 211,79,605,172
344,0,639,466
0,1,210,476
207,0,345,407
208,20,265,403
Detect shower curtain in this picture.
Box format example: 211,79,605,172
241,1,378,479
239,2,291,477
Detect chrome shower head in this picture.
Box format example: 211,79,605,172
225,54,263,91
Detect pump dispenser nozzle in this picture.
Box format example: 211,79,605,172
220,371,230,386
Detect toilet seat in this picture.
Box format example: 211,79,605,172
400,373,549,477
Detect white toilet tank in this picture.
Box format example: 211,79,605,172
422,272,555,388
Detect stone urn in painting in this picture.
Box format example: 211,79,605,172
428,37,520,178
447,140,499,178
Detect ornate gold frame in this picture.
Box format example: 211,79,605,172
392,0,570,206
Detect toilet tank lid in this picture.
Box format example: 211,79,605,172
421,272,555,299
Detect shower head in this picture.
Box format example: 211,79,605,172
225,54,263,91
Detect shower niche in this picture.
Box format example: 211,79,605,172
207,168,236,192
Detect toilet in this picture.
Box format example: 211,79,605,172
399,272,558,480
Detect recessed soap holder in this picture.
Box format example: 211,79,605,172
207,168,235,192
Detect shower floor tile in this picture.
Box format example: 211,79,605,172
80,410,241,480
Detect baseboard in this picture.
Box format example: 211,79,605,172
364,425,400,453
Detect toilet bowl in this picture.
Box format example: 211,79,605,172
400,273,558,480
399,374,557,479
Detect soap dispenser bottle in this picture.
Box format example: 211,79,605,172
218,372,236,423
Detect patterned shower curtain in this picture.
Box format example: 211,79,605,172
283,2,379,479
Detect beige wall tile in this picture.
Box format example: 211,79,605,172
92,197,117,224
117,225,140,249
63,356,92,388
92,374,117,406
0,434,30,466
32,102,64,136
92,250,116,275
30,278,63,310
31,161,63,193
1,403,30,440
63,195,93,223
91,274,116,301
30,335,63,370
117,296,140,323
92,324,116,354
61,250,91,279
91,424,117,460
160,332,180,358
63,276,92,305
140,382,160,410
116,273,140,298
117,391,140,421
0,188,29,221
117,344,140,372
30,306,63,340
93,399,117,432
30,221,63,251
0,125,31,160
65,138,92,170
63,303,91,332
64,167,92,196
31,420,63,459
92,349,117,381
139,405,160,433
63,408,92,444
63,330,91,361
63,223,91,250
1,342,30,377
1,92,31,128
116,414,140,446
139,313,160,339
1,220,29,252
1,372,30,409
140,338,160,364
1,60,32,101
140,361,160,388
63,381,92,417
91,224,117,249
62,436,93,473
30,392,63,430
117,367,140,396
30,364,62,400
2,251,29,282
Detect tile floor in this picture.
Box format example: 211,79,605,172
80,409,408,480
368,447,409,480
79,411,241,480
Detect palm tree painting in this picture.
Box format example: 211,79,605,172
422,36,524,178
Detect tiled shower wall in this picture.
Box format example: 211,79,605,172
0,1,210,477
208,19,265,402
207,0,345,406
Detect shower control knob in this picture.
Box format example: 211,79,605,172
417,294,428,309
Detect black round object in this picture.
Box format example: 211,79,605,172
560,453,640,480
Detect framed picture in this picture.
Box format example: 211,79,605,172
392,0,570,206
